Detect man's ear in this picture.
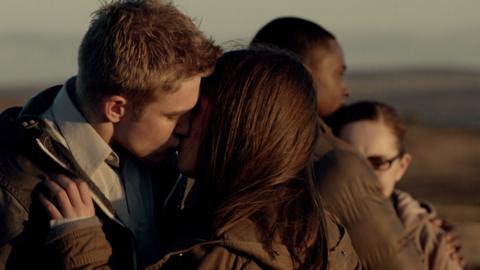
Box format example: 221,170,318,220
102,95,127,123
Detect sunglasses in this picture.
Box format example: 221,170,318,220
367,151,404,171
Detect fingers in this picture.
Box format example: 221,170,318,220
78,181,93,208
442,226,465,267
55,174,84,208
450,250,466,268
44,179,75,217
431,217,456,232
39,193,63,219
432,217,466,267
41,175,95,219
431,217,443,227
447,234,462,249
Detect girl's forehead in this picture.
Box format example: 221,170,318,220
340,120,399,156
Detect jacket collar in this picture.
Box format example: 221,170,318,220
20,78,73,118
5,78,122,224
49,80,119,176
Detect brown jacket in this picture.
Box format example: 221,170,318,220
313,120,423,270
0,84,138,269
0,81,180,269
393,190,463,270
44,212,360,270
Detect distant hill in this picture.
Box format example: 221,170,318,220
0,87,38,110
346,68,480,128
0,81,63,110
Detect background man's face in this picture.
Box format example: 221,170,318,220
114,76,201,164
308,39,349,118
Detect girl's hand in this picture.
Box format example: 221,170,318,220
39,174,95,219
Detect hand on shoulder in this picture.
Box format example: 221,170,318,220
39,174,95,220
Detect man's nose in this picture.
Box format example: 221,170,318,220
174,113,191,137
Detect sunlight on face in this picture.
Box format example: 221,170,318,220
114,76,201,165
307,39,349,118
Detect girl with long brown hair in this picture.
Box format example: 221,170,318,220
169,48,329,269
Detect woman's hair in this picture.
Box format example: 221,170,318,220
197,48,327,269
328,101,407,151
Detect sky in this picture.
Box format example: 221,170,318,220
1,0,479,86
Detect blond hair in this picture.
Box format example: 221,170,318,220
77,0,222,116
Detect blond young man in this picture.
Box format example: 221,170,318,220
0,1,221,269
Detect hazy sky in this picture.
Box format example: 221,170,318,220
1,0,479,86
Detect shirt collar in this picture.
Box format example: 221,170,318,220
51,81,120,177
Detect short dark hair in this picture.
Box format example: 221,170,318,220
250,17,335,63
78,0,221,116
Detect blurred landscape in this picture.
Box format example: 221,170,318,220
1,68,479,268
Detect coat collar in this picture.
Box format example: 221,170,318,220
1,78,121,224
48,80,119,176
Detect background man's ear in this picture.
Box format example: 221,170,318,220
103,95,127,123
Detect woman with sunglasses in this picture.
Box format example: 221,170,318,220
328,100,464,270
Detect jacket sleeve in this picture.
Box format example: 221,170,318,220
0,188,29,269
314,144,423,270
416,219,464,270
326,213,362,270
394,191,463,270
44,218,113,270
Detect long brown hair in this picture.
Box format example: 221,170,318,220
197,48,328,269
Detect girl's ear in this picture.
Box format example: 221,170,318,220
395,153,412,183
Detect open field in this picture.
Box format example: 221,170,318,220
1,68,479,267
